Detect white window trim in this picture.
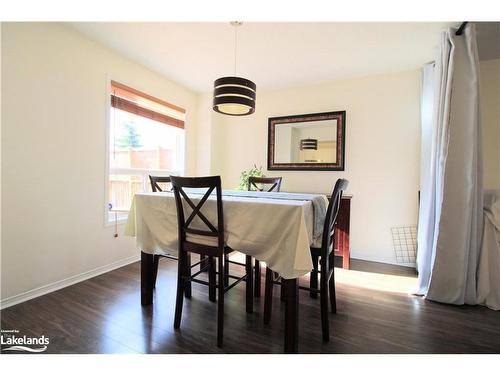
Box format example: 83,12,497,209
103,74,187,227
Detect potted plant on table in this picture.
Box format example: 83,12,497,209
237,164,265,191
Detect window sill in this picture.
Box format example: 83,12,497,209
106,211,129,227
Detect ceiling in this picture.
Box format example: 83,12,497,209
69,22,458,93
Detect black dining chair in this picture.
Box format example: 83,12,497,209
149,175,172,192
148,176,177,292
247,176,283,297
149,175,208,293
170,175,254,347
262,178,349,342
247,176,282,192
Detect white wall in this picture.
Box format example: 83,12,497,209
480,58,500,189
209,70,421,265
195,92,213,176
1,23,199,303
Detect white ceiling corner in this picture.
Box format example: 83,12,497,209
68,22,460,93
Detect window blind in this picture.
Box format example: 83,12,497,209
111,81,185,129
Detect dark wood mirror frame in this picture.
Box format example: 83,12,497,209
267,111,346,171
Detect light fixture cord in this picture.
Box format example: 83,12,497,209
234,23,238,76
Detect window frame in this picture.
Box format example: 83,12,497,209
103,75,187,226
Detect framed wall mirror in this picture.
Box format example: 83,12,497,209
268,111,346,171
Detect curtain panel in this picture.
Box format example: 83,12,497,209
417,24,484,305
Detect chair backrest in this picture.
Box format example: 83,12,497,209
170,176,224,253
149,175,172,192
248,176,282,192
321,179,349,258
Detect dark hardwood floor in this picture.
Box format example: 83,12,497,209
1,258,499,354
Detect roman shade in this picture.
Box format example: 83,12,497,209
111,81,185,129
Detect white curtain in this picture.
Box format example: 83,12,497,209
416,63,436,295
416,24,484,305
477,190,500,310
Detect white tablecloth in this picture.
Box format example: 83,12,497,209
477,190,500,310
124,190,328,279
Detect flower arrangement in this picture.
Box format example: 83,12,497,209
237,164,265,190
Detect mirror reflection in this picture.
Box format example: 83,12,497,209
274,119,338,164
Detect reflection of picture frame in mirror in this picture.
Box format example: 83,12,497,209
268,111,346,171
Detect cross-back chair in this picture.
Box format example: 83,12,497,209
148,176,176,292
263,178,349,342
170,175,254,347
247,176,283,297
148,175,209,295
247,176,282,192
149,175,172,192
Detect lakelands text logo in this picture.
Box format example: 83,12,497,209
1,330,49,353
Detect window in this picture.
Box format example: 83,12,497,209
107,81,185,222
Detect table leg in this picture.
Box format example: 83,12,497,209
254,260,261,297
283,278,299,353
152,255,160,288
141,251,154,306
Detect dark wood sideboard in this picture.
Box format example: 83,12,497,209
328,195,352,269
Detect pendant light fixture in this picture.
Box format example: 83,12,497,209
300,138,318,150
213,22,256,116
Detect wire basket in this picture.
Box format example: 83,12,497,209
391,226,417,265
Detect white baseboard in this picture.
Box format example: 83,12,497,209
0,255,140,310
350,253,416,268
350,256,416,269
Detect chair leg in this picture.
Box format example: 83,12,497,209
208,256,216,302
174,251,185,329
141,252,154,306
263,267,274,324
310,254,319,298
152,255,160,288
254,260,261,297
329,262,337,314
320,257,330,342
184,252,192,298
280,276,286,301
329,251,335,267
224,254,229,287
217,255,224,347
245,256,254,313
200,254,207,272
274,272,285,301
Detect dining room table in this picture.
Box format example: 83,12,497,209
124,188,329,353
